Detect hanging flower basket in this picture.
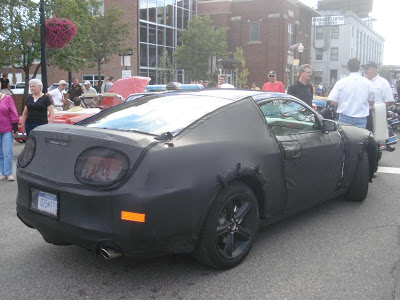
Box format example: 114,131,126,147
45,17,77,49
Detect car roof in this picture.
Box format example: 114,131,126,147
136,89,295,103
145,84,204,92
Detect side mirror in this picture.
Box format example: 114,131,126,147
322,119,337,132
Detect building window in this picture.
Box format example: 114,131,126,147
316,27,323,40
330,69,338,85
330,47,338,61
288,23,294,51
250,22,260,42
316,48,323,60
82,74,105,86
139,0,196,84
331,26,339,39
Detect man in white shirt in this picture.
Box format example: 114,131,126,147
328,58,375,129
362,61,394,108
47,80,68,111
362,61,394,177
82,80,98,107
83,80,97,94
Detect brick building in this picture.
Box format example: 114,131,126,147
5,0,197,88
198,0,319,88
4,0,318,91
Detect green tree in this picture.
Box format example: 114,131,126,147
0,0,98,107
174,15,228,81
157,50,175,84
0,0,42,106
46,0,100,83
87,7,130,89
234,47,249,88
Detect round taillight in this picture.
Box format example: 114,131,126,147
18,136,36,168
74,147,130,187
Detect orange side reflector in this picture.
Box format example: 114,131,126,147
121,211,145,223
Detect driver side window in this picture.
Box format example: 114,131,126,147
260,99,319,136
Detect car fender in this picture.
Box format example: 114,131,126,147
338,125,377,187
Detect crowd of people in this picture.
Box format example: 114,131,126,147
1,61,399,182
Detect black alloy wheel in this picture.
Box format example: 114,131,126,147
194,182,259,269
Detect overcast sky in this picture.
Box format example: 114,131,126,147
300,0,400,65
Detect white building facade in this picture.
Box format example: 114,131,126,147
310,10,384,87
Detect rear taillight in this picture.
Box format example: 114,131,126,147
18,136,36,168
74,147,130,186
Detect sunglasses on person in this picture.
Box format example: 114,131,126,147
268,74,276,78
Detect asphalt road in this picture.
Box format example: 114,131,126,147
1,141,400,299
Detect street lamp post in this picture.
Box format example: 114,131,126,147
39,0,48,92
298,42,304,66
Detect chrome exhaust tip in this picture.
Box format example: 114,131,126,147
100,248,123,260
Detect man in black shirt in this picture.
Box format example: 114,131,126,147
66,77,84,101
287,64,314,107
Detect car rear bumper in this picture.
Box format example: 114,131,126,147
16,170,196,257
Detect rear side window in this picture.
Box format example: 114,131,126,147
82,94,232,136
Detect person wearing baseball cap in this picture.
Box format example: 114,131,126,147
83,80,97,94
46,79,68,111
362,61,394,177
261,71,285,93
362,61,394,109
362,61,394,129
104,76,115,92
82,80,98,107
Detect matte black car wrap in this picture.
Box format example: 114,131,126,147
16,89,377,269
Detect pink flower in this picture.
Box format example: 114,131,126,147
45,17,77,49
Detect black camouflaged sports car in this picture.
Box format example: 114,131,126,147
16,89,377,269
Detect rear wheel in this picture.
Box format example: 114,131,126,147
346,151,369,202
194,182,259,269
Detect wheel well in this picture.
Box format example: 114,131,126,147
238,176,266,219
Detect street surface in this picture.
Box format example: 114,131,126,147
1,141,400,299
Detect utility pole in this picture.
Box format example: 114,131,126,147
40,0,48,92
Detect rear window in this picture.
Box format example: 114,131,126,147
82,94,232,135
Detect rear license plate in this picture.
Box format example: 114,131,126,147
31,188,58,218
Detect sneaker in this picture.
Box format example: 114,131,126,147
372,172,377,178
6,175,15,181
0,175,5,181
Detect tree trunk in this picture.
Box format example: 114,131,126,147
68,71,72,87
21,69,31,112
97,61,102,93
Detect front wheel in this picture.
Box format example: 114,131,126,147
194,182,259,269
346,151,369,202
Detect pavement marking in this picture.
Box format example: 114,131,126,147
377,167,400,174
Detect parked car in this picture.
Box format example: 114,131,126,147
11,82,26,94
16,89,377,269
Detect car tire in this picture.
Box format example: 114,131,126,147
346,151,369,202
194,182,259,269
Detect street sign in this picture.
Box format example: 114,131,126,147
312,16,345,26
122,70,131,78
